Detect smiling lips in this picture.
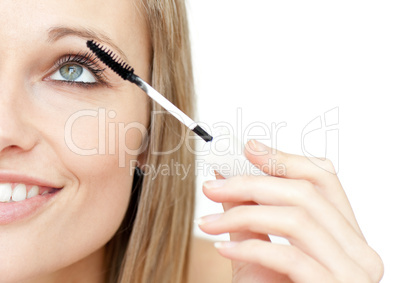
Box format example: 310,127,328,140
0,178,63,225
0,183,59,203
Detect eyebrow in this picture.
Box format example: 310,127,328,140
47,26,129,62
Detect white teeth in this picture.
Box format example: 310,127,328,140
12,184,27,202
0,183,12,202
0,183,52,203
27,185,39,199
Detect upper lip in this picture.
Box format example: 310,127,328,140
0,171,63,189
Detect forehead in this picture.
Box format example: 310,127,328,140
0,0,150,64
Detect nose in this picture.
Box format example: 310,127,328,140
0,84,38,155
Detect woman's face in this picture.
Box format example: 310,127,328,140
0,0,150,281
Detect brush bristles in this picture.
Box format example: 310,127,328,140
86,40,134,80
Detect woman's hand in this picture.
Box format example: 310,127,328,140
197,140,384,283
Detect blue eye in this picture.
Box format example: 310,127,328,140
48,52,109,88
50,63,96,83
60,64,82,80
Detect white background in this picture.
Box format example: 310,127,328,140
187,1,401,282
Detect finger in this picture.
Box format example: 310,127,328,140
200,206,370,282
215,239,338,283
214,171,234,211
203,176,380,280
203,176,364,239
212,171,270,243
244,140,337,183
244,140,361,235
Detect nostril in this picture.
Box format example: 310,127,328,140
7,145,19,150
0,118,39,152
0,145,22,154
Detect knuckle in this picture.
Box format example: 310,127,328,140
238,175,266,200
247,239,263,251
232,175,255,189
227,175,243,186
228,206,252,229
284,245,303,265
293,207,310,225
339,270,372,283
247,240,268,266
298,180,316,197
319,158,336,174
288,180,316,204
284,207,310,237
368,249,385,282
230,205,247,216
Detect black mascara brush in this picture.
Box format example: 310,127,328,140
86,40,213,143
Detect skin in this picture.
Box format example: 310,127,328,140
0,0,150,282
0,1,384,282
198,140,385,282
189,237,233,283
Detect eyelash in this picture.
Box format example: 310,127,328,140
53,51,109,88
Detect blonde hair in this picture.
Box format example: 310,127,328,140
105,0,196,282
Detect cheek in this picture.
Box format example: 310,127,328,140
60,106,145,220
0,108,144,281
7,89,149,279
64,108,148,170
58,100,147,223
50,107,145,272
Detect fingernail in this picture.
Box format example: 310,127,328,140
214,241,239,249
203,179,226,189
194,213,223,226
249,139,268,153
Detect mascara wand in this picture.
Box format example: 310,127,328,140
86,40,213,143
